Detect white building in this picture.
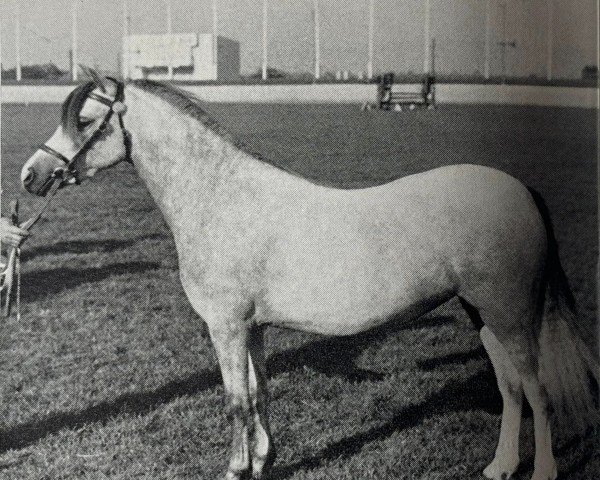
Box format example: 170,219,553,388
123,33,240,82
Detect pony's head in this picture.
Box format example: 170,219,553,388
21,68,131,196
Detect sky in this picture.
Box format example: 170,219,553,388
0,0,597,79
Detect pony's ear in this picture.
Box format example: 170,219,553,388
78,64,90,77
79,64,107,93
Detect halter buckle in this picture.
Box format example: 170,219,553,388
112,102,127,114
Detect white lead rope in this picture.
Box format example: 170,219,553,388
15,247,21,322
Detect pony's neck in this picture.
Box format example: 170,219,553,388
124,86,254,234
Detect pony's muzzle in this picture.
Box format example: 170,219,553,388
22,168,36,189
21,151,66,196
21,164,54,197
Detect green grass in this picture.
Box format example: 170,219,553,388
1,103,597,479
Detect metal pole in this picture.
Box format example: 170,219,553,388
262,0,268,80
72,1,78,81
496,1,516,84
431,37,435,75
212,0,218,72
367,0,374,79
15,3,22,82
423,0,431,73
500,1,506,83
546,0,553,81
123,0,130,79
313,0,320,80
166,0,173,80
484,0,491,79
166,0,172,36
1,17,3,230
0,18,3,238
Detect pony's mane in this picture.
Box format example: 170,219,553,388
61,81,98,137
129,80,374,189
59,79,377,189
131,80,269,163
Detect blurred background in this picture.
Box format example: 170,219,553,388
0,0,597,84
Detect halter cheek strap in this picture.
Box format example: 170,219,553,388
40,79,132,172
39,145,71,165
88,91,115,107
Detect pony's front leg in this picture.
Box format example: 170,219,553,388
248,326,276,479
209,315,252,480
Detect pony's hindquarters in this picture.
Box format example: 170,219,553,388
463,185,597,480
529,187,599,435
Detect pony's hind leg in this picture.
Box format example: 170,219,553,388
480,326,523,480
521,378,557,480
483,326,557,480
486,327,558,480
461,296,557,480
248,326,276,479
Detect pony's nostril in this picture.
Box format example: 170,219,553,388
22,168,36,188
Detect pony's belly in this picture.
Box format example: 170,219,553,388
258,256,455,336
256,288,452,336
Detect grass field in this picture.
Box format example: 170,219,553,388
1,102,597,479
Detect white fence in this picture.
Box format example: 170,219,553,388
1,84,598,109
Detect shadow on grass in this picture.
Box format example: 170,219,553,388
0,314,512,478
21,233,168,260
416,344,487,371
270,366,501,479
555,433,600,480
20,261,162,301
268,314,456,383
0,314,464,453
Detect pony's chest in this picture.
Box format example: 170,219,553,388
175,224,268,293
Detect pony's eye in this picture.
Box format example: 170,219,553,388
78,118,95,129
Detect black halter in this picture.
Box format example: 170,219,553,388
39,78,132,184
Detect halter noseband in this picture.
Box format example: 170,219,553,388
39,78,132,189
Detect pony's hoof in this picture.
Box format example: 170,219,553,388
251,450,276,479
483,456,519,480
530,461,557,480
251,458,267,479
225,470,246,480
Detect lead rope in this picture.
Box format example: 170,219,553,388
3,177,63,318
15,247,21,321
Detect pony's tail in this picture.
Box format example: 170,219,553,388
528,187,599,435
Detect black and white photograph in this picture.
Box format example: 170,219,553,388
0,1,598,478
